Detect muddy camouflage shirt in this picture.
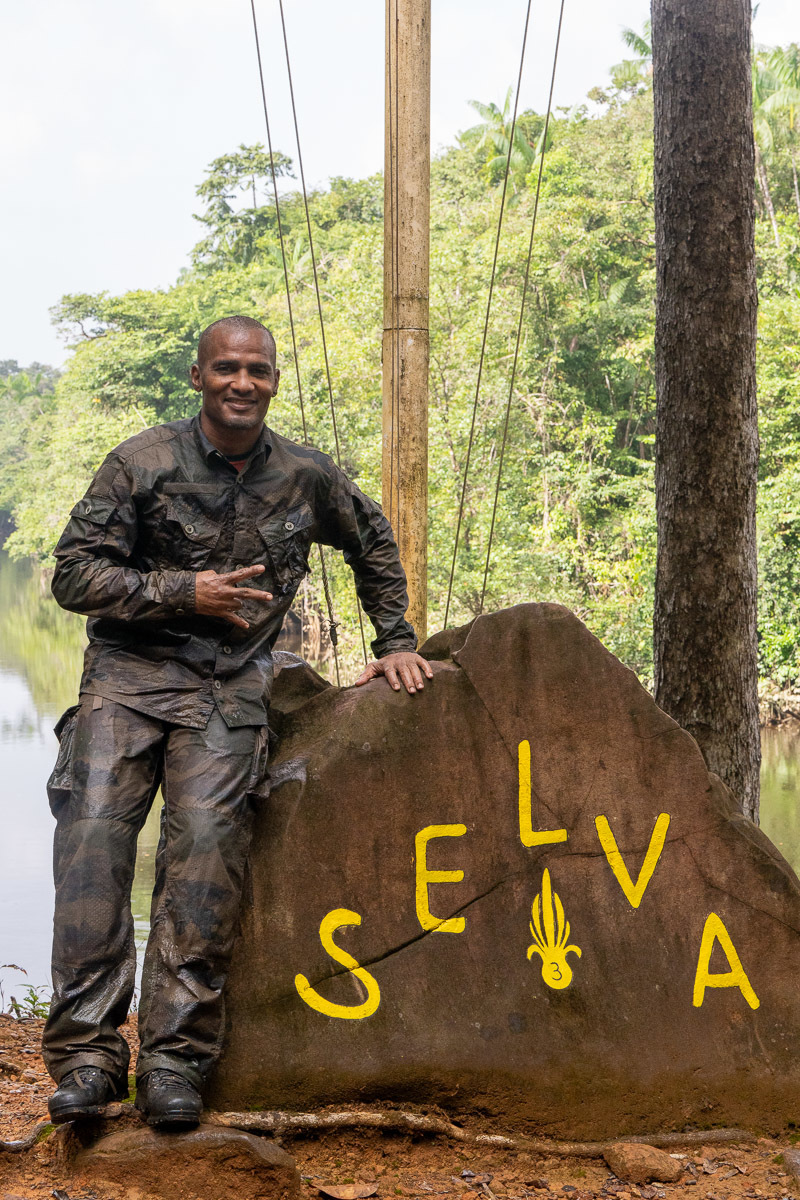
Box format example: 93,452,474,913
52,415,416,728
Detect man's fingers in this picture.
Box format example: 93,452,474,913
398,665,417,694
384,665,401,691
410,663,425,690
354,663,378,687
232,587,273,602
225,612,250,630
224,564,266,582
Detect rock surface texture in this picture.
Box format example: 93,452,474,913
74,1124,300,1200
209,605,800,1136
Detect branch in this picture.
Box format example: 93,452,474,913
207,1109,756,1159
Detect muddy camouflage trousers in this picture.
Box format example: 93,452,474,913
42,696,269,1092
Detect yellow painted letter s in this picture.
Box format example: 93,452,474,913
295,908,381,1020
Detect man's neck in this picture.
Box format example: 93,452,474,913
199,410,263,457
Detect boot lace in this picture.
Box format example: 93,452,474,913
147,1069,198,1093
63,1065,110,1088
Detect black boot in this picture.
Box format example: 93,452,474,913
48,1065,124,1124
135,1069,202,1128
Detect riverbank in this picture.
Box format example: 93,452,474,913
761,688,800,728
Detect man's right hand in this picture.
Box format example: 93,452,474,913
194,564,273,630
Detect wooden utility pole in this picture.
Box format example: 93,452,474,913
383,0,430,643
651,0,760,819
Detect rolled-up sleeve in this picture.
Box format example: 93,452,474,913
51,458,195,622
318,463,417,658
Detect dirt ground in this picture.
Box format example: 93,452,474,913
1,1014,798,1200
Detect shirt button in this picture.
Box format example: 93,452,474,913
214,680,222,690
284,521,295,531
184,524,195,535
222,645,232,654
176,607,185,616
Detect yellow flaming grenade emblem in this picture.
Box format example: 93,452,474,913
527,869,582,990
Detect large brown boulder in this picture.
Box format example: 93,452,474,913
209,604,800,1137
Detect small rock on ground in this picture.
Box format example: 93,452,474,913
603,1144,684,1185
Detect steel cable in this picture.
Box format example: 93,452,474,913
276,0,369,666
479,0,566,613
249,0,343,682
443,0,535,629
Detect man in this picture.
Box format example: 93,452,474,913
43,315,433,1129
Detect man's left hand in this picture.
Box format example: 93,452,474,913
355,651,434,695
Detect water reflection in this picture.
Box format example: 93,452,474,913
760,724,800,876
0,554,161,1009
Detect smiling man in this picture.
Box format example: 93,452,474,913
42,315,431,1129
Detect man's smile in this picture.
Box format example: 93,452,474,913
224,397,258,409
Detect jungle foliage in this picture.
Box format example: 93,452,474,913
2,39,800,688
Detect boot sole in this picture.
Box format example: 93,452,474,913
139,1108,201,1129
49,1102,107,1124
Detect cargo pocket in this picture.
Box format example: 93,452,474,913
257,503,313,596
246,726,271,802
47,704,80,816
164,497,222,570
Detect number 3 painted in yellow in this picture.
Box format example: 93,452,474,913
295,908,381,1020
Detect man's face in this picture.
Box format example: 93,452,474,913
191,326,280,435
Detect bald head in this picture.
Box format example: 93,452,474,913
196,316,276,367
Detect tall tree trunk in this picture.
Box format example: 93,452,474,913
791,150,800,227
651,0,760,821
755,144,780,247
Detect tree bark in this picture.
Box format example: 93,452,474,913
651,0,760,820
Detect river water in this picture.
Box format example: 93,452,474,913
1,554,798,1011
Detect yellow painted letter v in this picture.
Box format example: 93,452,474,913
594,812,671,908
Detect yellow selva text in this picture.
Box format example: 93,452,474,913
594,813,671,908
415,824,467,933
692,912,760,1010
295,908,381,1020
518,740,568,848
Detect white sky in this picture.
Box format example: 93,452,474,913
1,0,797,368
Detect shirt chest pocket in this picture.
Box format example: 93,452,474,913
161,496,223,569
257,502,314,594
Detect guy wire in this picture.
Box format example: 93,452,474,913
443,0,535,630
388,0,402,550
387,0,397,538
276,0,369,665
249,0,341,684
479,0,566,614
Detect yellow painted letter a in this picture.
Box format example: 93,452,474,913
295,908,381,1020
692,912,759,1010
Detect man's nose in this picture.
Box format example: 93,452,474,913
231,370,255,393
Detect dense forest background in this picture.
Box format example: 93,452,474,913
2,34,799,687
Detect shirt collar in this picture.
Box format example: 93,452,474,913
191,412,272,470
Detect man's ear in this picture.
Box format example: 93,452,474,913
190,362,202,392
272,367,281,396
